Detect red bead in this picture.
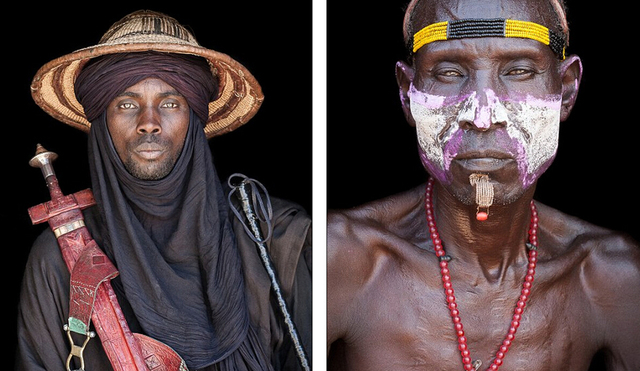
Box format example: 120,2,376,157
519,295,528,303
525,275,534,282
476,211,489,221
506,333,515,341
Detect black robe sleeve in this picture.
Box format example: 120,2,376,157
16,227,71,370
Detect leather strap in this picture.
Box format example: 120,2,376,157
67,240,119,335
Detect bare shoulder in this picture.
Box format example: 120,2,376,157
540,202,640,364
537,201,640,304
327,185,426,340
327,185,425,278
576,217,640,304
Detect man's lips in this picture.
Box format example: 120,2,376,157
454,151,515,172
134,143,166,160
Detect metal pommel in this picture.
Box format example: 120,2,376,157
29,144,58,179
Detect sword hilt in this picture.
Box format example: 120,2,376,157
29,143,63,200
27,144,96,225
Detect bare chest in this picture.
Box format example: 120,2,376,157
340,258,598,371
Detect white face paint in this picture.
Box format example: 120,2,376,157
408,84,562,188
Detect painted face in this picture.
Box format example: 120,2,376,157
409,84,562,189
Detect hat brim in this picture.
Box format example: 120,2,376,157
31,42,264,139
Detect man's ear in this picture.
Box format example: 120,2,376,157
395,60,416,127
559,54,583,122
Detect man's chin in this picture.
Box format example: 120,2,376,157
438,165,533,207
124,159,175,181
444,181,529,207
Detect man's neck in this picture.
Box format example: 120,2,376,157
431,181,537,285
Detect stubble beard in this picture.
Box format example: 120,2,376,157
123,135,184,181
123,155,178,180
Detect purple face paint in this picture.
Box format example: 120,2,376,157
408,84,562,188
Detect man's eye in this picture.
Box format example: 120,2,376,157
433,68,465,83
119,102,136,109
162,102,179,108
438,69,463,78
505,68,534,77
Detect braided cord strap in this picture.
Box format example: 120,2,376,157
413,18,566,59
227,174,311,371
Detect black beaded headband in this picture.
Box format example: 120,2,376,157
413,18,566,59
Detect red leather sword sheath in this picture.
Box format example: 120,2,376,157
28,146,187,371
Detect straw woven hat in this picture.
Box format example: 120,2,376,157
31,10,264,139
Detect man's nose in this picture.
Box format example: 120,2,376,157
136,107,162,135
457,86,508,132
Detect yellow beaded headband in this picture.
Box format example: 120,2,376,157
413,18,566,59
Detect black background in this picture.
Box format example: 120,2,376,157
6,1,311,365
5,0,640,368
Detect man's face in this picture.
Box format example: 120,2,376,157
399,0,580,205
106,77,190,180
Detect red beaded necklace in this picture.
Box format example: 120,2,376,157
424,178,539,371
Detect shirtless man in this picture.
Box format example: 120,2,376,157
327,0,640,370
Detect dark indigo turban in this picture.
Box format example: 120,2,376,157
75,51,218,125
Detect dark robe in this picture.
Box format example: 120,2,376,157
16,195,311,371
